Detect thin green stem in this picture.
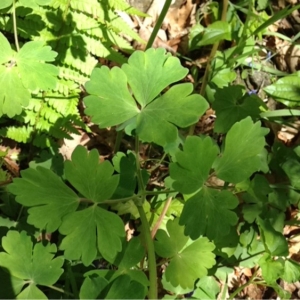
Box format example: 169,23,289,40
188,0,229,135
66,261,79,299
114,131,123,153
144,189,176,196
135,135,145,192
145,0,172,50
137,204,157,299
12,0,20,51
229,269,258,299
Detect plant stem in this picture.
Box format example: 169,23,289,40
114,131,123,153
137,204,157,299
45,285,74,297
66,261,79,299
188,0,229,135
145,0,172,50
12,0,20,51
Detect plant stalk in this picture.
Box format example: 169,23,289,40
137,204,157,299
145,0,172,50
188,0,229,135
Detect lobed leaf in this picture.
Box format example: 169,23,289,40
170,136,219,194
0,231,64,298
179,187,238,240
213,117,269,183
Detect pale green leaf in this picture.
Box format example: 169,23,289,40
0,0,12,9
16,41,58,91
59,206,125,265
213,117,269,183
65,146,119,202
17,284,47,299
84,66,139,127
84,48,208,148
0,32,13,64
0,66,30,117
179,187,238,240
122,48,188,107
170,136,219,194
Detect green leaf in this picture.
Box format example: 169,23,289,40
179,187,238,240
80,274,108,299
170,136,219,194
8,167,79,232
0,67,31,117
0,0,12,9
0,33,13,64
190,21,231,49
84,66,139,127
64,146,119,202
212,86,262,133
17,284,47,299
0,231,64,298
264,75,300,107
259,253,284,284
213,117,269,183
16,41,58,92
84,48,208,148
155,218,215,289
192,276,220,299
59,206,125,265
282,259,300,283
281,158,300,189
114,237,145,270
122,48,188,107
105,274,147,299
257,217,288,256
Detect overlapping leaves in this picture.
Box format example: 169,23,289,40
0,231,64,299
84,48,209,148
9,146,125,266
154,218,215,289
0,33,58,117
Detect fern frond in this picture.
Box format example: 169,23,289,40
0,126,33,143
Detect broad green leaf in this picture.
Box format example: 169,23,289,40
17,284,47,299
122,48,188,107
0,231,63,298
0,66,30,117
170,136,219,194
259,254,284,284
192,276,220,299
16,41,58,92
282,259,300,283
59,206,125,265
105,274,147,299
213,117,269,183
212,86,262,133
80,274,108,299
155,219,215,289
84,48,208,148
64,146,119,202
9,167,79,232
136,83,208,146
190,21,231,49
84,67,139,127
257,217,288,256
19,0,51,8
114,237,145,270
264,75,300,107
112,151,137,198
180,187,238,240
0,33,13,64
281,158,300,189
0,0,12,9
